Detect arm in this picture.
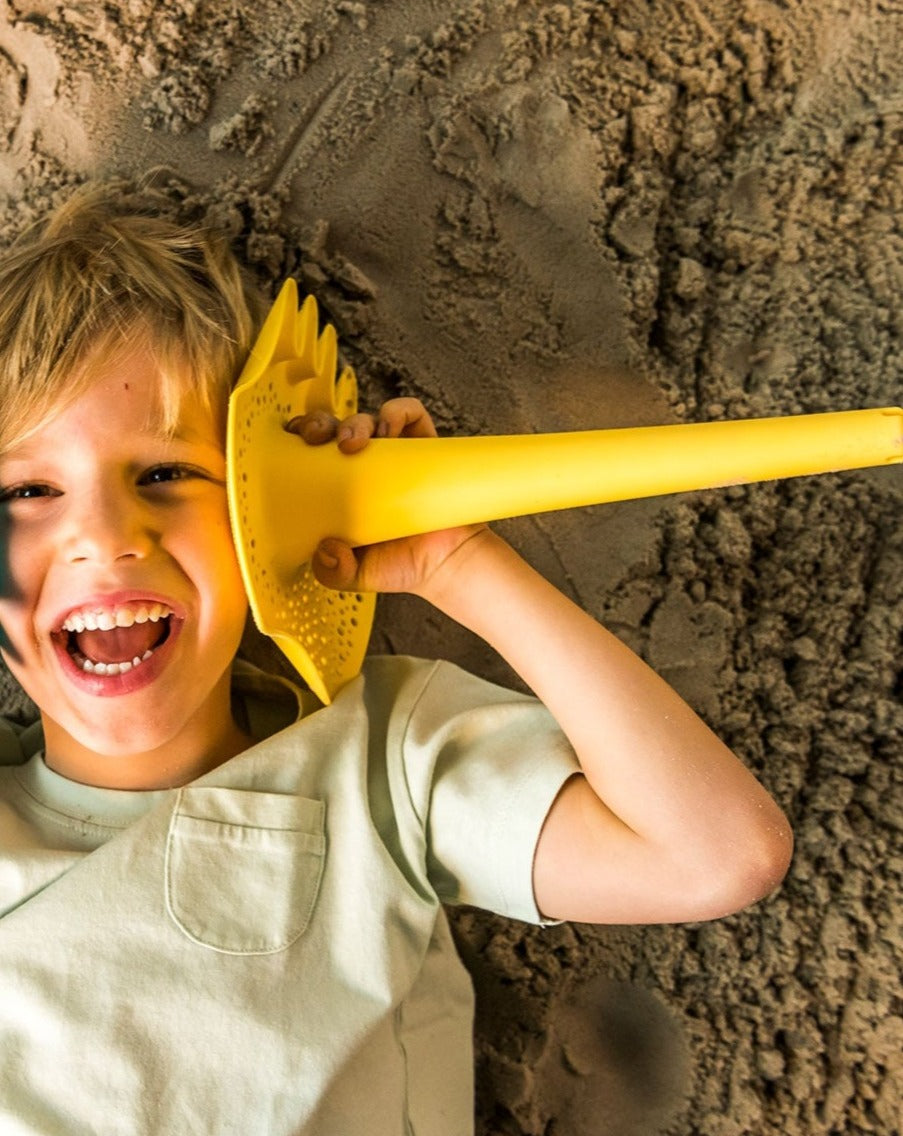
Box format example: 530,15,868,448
291,401,794,924
420,528,793,923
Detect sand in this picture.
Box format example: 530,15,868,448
0,2,900,1133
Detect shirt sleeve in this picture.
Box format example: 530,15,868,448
397,659,580,925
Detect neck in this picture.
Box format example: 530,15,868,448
41,686,255,790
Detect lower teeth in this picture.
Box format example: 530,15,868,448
74,648,154,676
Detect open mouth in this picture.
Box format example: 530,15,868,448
52,602,177,677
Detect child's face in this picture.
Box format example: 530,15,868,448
0,345,250,787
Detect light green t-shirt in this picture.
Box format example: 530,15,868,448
0,656,577,1136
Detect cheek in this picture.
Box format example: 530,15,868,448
212,518,246,595
0,617,42,689
198,529,248,628
0,523,36,598
0,557,41,661
0,518,54,625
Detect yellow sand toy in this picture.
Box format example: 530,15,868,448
227,279,902,704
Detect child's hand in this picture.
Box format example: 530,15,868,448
286,398,486,596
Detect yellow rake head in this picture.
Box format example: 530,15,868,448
226,278,375,705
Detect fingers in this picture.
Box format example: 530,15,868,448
286,411,376,453
335,413,378,454
286,398,437,452
285,411,337,445
313,538,361,591
375,398,438,439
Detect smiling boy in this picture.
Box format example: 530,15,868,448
0,183,792,1134
1,348,253,789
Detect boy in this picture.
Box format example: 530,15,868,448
0,182,792,1134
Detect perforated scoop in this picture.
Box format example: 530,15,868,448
226,279,375,704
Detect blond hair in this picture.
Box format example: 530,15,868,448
0,180,263,451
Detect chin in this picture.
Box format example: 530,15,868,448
60,713,187,764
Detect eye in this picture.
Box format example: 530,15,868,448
139,464,202,486
0,482,60,502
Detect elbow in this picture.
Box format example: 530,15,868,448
698,808,794,920
761,814,795,895
744,800,795,903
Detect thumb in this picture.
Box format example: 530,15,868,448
312,538,361,591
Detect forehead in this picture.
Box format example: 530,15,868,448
4,347,220,460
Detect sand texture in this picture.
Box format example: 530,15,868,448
0,2,900,1133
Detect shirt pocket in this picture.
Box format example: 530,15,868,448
165,787,325,954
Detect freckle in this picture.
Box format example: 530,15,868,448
124,383,130,391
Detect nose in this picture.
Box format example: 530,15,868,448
62,479,156,564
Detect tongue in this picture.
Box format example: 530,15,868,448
75,622,165,665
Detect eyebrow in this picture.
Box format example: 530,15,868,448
0,441,41,463
150,431,227,460
2,424,223,462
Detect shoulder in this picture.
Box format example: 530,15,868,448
359,654,536,718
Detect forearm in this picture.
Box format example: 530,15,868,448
420,528,793,920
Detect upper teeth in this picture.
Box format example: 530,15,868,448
61,602,173,633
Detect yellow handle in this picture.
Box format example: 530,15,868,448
257,407,902,571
